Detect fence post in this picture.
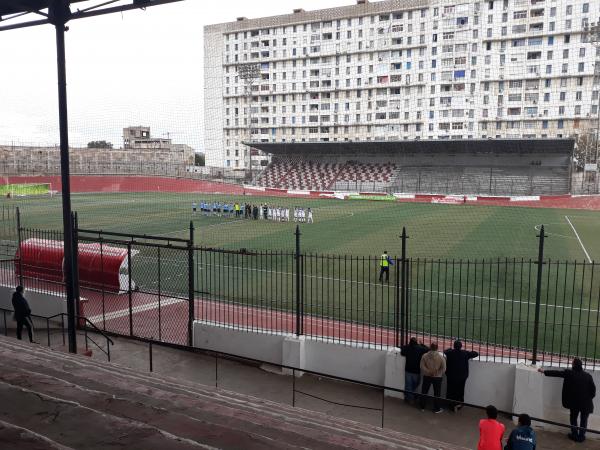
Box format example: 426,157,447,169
188,221,195,347
16,207,23,287
394,248,400,347
72,212,81,319
295,225,302,337
127,241,133,337
400,227,409,347
532,225,547,366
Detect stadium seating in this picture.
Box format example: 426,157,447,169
0,335,466,449
333,161,396,191
256,159,398,191
255,149,571,196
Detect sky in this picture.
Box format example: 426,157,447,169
0,0,350,150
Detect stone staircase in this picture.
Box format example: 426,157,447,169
0,335,466,450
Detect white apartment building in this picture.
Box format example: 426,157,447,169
204,0,600,169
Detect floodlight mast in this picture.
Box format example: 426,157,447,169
0,0,183,354
237,63,261,180
584,20,600,170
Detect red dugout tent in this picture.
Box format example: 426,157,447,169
16,238,138,293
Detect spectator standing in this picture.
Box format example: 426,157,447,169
478,405,505,450
444,340,479,411
12,286,34,343
400,337,428,404
504,414,536,450
539,358,596,443
419,342,446,413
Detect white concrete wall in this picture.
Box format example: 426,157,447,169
303,339,387,386
0,285,67,320
466,361,516,412
194,322,288,365
192,321,599,437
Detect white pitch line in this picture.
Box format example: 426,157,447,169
87,297,185,323
565,216,592,263
196,262,600,314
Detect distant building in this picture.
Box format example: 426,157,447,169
204,0,600,169
123,126,171,149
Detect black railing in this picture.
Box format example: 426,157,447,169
11,223,600,369
0,308,113,361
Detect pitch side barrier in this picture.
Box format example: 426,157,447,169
13,222,600,368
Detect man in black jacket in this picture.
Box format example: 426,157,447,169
400,337,428,404
11,286,34,342
444,340,478,411
539,358,596,443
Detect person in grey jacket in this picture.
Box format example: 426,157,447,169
419,342,446,413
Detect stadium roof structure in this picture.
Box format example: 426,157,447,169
247,139,575,156
0,0,180,30
0,0,183,354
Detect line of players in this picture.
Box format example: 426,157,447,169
192,201,314,223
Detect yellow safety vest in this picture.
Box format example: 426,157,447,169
380,255,389,268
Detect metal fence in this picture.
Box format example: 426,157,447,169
192,226,600,367
11,221,600,369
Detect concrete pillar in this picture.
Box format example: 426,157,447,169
513,364,544,426
384,348,405,399
282,335,305,376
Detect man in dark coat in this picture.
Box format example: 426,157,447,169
400,337,428,403
11,286,34,342
444,340,478,411
539,358,596,442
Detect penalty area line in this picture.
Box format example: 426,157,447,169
564,215,592,263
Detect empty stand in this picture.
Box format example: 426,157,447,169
254,147,571,196
333,161,396,191
0,335,467,450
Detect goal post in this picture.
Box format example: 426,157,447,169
0,183,52,197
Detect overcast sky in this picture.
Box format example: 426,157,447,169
0,0,350,150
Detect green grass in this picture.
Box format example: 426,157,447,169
6,191,600,260
5,192,600,358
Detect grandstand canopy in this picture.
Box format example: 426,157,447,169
0,0,85,17
247,139,575,156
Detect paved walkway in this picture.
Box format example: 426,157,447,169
94,334,597,450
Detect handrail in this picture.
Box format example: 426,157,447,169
0,308,113,360
76,315,114,346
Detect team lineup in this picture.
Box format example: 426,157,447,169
192,201,314,223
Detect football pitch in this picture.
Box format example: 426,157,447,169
8,191,600,261
6,192,600,359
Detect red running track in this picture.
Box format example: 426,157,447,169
76,286,568,366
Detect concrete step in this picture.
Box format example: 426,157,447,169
0,336,467,449
0,419,73,450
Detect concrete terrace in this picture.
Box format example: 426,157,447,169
0,334,469,450
1,330,595,449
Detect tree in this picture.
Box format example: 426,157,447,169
87,140,113,149
194,152,205,166
572,129,599,171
